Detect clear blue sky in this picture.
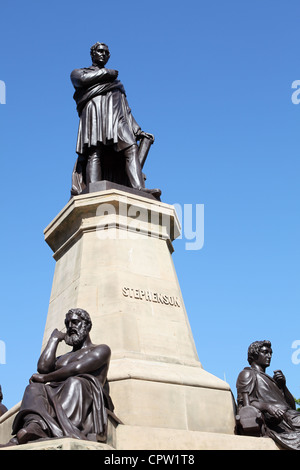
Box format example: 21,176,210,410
0,0,300,412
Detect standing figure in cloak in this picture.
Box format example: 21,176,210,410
236,340,300,450
70,42,161,199
6,308,117,445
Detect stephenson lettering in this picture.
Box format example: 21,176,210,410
122,287,180,307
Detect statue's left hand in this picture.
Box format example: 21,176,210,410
273,370,286,388
29,373,47,384
136,130,154,141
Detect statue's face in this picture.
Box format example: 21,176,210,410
92,44,110,66
65,313,88,347
255,345,272,369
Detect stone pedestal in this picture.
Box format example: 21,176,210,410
42,189,236,436
0,188,284,450
0,408,280,450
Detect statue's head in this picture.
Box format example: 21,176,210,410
64,308,92,347
90,42,110,66
0,385,3,403
247,340,272,367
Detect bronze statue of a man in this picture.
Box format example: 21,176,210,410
236,340,300,450
7,308,115,445
70,42,161,199
0,386,7,417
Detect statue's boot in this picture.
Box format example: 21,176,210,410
124,145,161,200
16,421,48,444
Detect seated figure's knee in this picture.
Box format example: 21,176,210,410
65,376,82,388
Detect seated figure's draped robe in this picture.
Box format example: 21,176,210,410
12,375,114,442
237,367,300,450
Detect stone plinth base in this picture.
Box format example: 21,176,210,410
0,423,280,451
115,425,281,450
81,180,160,201
0,189,281,451
42,190,236,434
0,437,114,451
0,402,281,450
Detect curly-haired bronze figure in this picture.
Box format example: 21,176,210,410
236,340,300,450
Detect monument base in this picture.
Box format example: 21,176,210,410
0,416,280,450
114,424,281,450
41,189,237,434
0,437,114,451
81,180,161,201
0,189,282,451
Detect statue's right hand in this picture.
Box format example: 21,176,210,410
29,373,47,384
50,328,66,342
266,404,285,419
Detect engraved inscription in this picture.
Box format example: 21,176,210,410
122,287,180,307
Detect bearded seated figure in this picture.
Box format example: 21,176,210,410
4,308,119,446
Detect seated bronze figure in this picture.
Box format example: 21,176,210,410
236,340,300,450
0,386,7,417
5,308,118,445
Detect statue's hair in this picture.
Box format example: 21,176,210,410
65,308,92,331
247,340,272,365
90,42,110,59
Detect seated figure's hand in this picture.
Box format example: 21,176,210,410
266,404,285,419
50,328,66,342
29,373,47,384
273,370,286,388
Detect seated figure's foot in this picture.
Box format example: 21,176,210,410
16,422,47,444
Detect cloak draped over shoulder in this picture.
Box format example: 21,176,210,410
71,66,141,154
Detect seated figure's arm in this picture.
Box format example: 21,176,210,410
37,329,66,374
237,369,287,420
248,398,281,416
71,68,118,88
33,344,111,383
